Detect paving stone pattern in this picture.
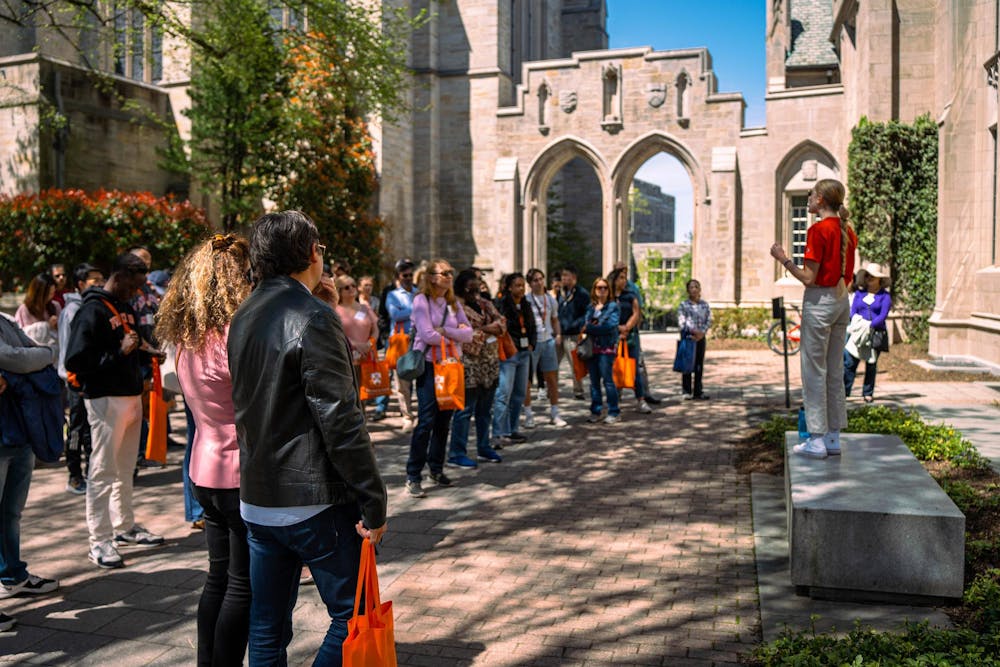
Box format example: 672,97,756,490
3,334,997,665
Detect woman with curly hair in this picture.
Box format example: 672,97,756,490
155,234,252,666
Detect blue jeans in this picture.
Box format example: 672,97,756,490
406,363,452,481
588,353,620,417
844,349,879,397
449,384,498,457
492,350,530,437
245,503,363,667
0,445,33,586
183,404,205,523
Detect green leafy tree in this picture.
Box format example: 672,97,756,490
635,249,691,327
847,114,938,340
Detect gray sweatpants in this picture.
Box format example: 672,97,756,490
800,286,850,435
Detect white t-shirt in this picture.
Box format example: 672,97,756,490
526,292,557,343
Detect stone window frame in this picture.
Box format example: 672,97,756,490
112,1,163,84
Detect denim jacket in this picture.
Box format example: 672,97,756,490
583,302,620,353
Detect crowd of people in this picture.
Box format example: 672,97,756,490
0,209,717,663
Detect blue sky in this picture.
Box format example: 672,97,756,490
607,1,767,242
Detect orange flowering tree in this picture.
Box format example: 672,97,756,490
263,37,385,277
0,189,210,287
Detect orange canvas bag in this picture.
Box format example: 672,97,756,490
359,340,392,401
612,340,636,389
570,348,589,382
342,538,397,667
497,331,517,361
384,323,408,370
433,339,465,411
145,356,169,464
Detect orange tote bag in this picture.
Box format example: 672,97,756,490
145,357,169,464
434,340,465,411
342,538,397,667
384,323,408,370
612,340,636,389
359,340,392,401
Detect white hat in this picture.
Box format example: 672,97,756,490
861,262,889,279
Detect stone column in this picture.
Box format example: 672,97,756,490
704,146,739,307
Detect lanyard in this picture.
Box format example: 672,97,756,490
529,293,548,326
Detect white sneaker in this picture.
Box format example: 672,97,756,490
824,431,841,456
523,411,536,429
636,400,652,414
400,417,415,434
89,540,124,569
535,388,545,402
550,415,568,428
792,436,829,459
603,414,620,424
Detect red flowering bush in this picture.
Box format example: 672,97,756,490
0,189,210,286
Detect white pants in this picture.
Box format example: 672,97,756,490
800,286,850,435
84,395,143,546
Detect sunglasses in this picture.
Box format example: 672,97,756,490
316,243,327,256
432,270,454,277
595,285,608,291
340,284,356,290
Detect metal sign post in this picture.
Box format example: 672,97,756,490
772,297,791,408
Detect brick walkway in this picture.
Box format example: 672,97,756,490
3,335,996,665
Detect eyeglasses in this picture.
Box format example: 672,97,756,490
399,273,413,279
595,285,608,291
316,243,326,257
340,284,356,290
432,270,454,278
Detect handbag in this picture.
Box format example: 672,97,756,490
612,340,636,389
433,340,465,411
497,331,517,361
575,334,594,361
384,323,408,370
359,340,392,401
342,538,397,667
672,335,696,374
395,300,450,381
145,357,169,464
871,328,890,353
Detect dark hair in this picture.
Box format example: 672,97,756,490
607,267,627,298
526,268,544,284
561,265,578,277
249,210,319,281
73,263,102,289
394,258,415,275
454,269,479,299
112,252,148,276
50,263,65,272
503,272,525,292
24,273,56,320
686,279,701,291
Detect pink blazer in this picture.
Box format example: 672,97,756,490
176,328,239,489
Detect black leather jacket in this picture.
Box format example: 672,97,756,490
228,276,387,529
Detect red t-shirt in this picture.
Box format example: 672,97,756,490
803,216,857,287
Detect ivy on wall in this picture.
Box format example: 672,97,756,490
847,114,938,340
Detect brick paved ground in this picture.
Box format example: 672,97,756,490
2,334,996,665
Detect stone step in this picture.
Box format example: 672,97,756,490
785,433,965,602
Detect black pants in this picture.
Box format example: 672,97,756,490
192,485,251,667
682,338,707,397
65,387,92,479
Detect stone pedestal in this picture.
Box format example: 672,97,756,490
785,433,965,602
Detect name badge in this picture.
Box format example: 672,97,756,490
519,337,529,348
353,310,368,322
486,336,497,344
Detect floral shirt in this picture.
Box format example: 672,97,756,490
678,299,712,336
460,297,502,389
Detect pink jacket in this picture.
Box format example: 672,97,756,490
177,328,239,489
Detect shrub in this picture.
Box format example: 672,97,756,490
711,306,771,340
965,570,1000,634
750,621,1000,666
0,189,210,284
846,405,989,469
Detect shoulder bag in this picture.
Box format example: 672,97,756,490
395,300,449,381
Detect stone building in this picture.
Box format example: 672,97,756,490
1,0,998,366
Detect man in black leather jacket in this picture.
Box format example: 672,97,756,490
228,210,387,666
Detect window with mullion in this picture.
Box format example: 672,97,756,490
790,195,809,267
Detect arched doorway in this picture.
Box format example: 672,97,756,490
522,137,610,283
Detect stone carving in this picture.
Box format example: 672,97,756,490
646,83,666,108
559,90,577,113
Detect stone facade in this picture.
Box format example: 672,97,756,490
1,0,998,365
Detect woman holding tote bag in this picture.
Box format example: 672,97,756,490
404,260,473,498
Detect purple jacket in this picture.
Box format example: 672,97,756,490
851,289,892,330
411,294,473,361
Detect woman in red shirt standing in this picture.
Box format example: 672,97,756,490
770,179,857,459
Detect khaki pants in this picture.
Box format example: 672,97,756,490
84,395,143,546
393,373,414,420
800,286,850,435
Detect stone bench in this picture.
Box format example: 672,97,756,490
785,433,965,603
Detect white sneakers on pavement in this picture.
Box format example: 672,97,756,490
793,436,829,459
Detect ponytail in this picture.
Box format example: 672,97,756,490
839,205,851,279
